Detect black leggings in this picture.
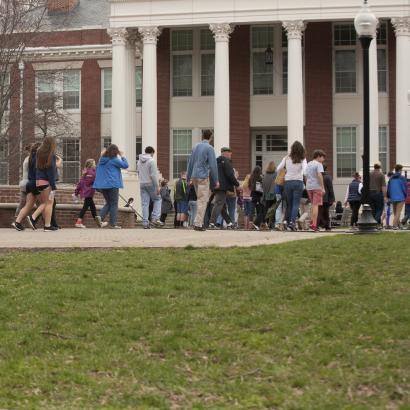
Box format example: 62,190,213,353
349,201,361,226
79,197,97,219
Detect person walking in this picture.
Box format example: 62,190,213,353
241,174,254,230
277,141,307,231
187,182,198,227
160,179,173,224
369,162,387,226
401,178,410,228
208,147,239,229
318,164,335,231
94,144,129,229
137,146,163,229
74,159,99,228
248,166,264,230
15,144,32,217
387,164,407,230
344,172,363,230
262,161,277,227
35,136,59,232
174,171,189,228
305,150,326,231
186,129,219,231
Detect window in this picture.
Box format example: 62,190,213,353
335,50,356,93
252,26,274,95
172,129,192,178
102,136,111,149
60,138,80,184
379,126,388,173
334,24,357,93
37,71,56,110
200,29,215,96
63,70,80,110
2,72,10,112
377,22,388,93
172,30,193,97
266,134,287,152
103,68,142,108
336,127,357,178
0,138,8,184
282,51,288,94
103,69,112,108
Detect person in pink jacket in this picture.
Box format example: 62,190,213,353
74,159,100,228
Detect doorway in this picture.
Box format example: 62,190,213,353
252,129,288,171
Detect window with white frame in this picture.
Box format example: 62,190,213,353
379,126,388,173
102,67,142,109
377,22,388,93
2,72,10,112
336,126,357,178
200,29,215,96
0,138,8,184
63,70,80,110
36,70,81,111
102,136,111,150
252,26,274,95
172,129,192,178
172,30,193,97
101,136,142,168
60,138,80,184
334,24,357,93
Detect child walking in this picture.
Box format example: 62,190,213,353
174,171,189,228
74,159,99,228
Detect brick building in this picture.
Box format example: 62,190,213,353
1,0,409,201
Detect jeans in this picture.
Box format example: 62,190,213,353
284,180,304,225
226,196,237,224
349,201,361,226
402,204,410,224
100,188,119,226
140,184,161,227
211,191,231,225
369,191,384,224
188,200,198,226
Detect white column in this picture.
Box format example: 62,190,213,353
210,23,233,154
392,17,410,169
138,26,161,155
283,21,305,151
108,28,131,159
369,30,379,166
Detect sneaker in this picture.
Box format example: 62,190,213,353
226,222,233,229
143,225,151,229
194,225,206,232
288,223,297,232
101,222,109,228
95,216,103,227
208,223,217,230
12,221,25,231
250,223,260,231
152,220,164,228
26,215,37,230
44,226,58,232
109,225,122,229
75,223,86,229
309,224,319,232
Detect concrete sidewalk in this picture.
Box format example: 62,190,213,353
0,228,341,249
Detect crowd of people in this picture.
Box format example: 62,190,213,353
10,131,410,232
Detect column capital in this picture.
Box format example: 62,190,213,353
391,17,410,36
209,23,234,41
138,26,161,44
107,28,129,46
282,20,306,40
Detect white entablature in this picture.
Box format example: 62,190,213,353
109,0,409,28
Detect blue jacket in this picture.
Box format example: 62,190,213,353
387,172,407,202
36,155,57,190
186,140,218,185
93,156,129,189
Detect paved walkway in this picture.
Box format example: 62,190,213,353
0,228,341,249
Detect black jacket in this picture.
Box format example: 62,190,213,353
216,155,239,192
323,173,335,204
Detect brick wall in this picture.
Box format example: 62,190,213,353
304,22,333,171
47,0,79,14
81,60,101,166
22,63,36,148
388,21,396,169
229,25,251,178
157,29,171,179
29,29,110,48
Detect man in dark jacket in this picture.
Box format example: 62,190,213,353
318,165,335,231
208,147,239,229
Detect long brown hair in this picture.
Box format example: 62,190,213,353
36,137,56,169
103,144,120,159
289,141,305,164
248,166,262,190
28,142,41,168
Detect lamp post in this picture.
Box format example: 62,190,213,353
354,0,379,233
18,60,24,181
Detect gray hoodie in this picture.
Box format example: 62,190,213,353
137,154,159,188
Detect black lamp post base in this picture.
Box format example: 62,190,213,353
357,204,379,234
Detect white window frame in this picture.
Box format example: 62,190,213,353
35,69,81,113
58,137,81,184
0,138,8,185
333,23,359,96
378,125,389,173
200,29,215,97
170,128,193,179
377,21,388,95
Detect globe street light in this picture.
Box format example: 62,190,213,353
354,0,379,233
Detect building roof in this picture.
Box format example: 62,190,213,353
45,0,110,30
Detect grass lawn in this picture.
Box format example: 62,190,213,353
0,233,409,409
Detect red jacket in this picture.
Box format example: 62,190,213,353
406,181,410,205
